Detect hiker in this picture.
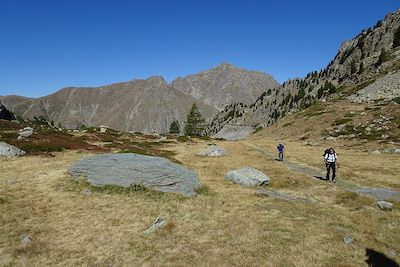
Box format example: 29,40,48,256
324,148,338,182
277,143,284,161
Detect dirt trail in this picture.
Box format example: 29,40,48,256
242,141,400,202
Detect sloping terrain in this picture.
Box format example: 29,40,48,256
0,132,399,266
207,9,400,139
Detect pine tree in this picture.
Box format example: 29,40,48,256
376,48,390,66
169,121,180,134
184,103,206,136
350,60,357,74
393,26,400,48
358,62,364,74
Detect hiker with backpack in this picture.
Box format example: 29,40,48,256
324,148,338,183
277,143,284,161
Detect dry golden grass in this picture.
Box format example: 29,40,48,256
0,137,399,266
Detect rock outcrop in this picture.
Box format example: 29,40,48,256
69,153,201,196
349,70,400,102
0,101,15,121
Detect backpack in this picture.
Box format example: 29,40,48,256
323,148,330,156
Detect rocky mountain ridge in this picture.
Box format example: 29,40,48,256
1,64,278,133
207,9,400,139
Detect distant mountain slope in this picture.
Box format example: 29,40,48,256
1,76,217,133
171,63,279,110
1,64,278,133
207,9,400,139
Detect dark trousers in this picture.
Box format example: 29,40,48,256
278,152,284,161
326,162,336,180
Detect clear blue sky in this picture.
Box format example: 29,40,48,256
0,0,398,97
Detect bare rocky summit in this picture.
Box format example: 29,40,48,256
171,63,279,110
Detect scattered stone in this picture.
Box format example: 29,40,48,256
69,153,201,196
226,167,270,187
389,147,400,154
144,217,167,235
198,145,228,157
99,125,108,133
0,142,26,157
370,150,382,155
81,188,92,196
18,127,33,139
326,136,336,141
343,236,353,245
20,234,32,246
377,200,393,211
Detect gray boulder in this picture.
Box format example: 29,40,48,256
198,145,228,157
69,153,201,196
225,167,270,187
0,142,25,157
18,127,33,139
377,200,393,211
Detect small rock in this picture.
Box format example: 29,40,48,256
370,150,382,155
81,188,92,196
20,234,32,246
144,217,167,235
326,136,336,141
377,200,393,211
343,236,353,245
226,167,270,187
390,147,400,154
99,125,108,133
198,145,228,157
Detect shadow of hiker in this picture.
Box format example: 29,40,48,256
365,248,399,267
313,175,329,181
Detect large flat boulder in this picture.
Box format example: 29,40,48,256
225,167,270,187
0,142,25,157
68,153,201,196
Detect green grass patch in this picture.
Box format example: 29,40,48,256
18,142,67,153
254,126,263,132
344,112,358,118
282,122,294,127
195,185,215,196
333,118,353,125
177,136,190,142
392,97,400,104
335,191,375,209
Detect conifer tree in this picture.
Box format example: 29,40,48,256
169,121,180,134
184,103,206,136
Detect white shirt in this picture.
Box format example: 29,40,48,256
325,153,337,163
